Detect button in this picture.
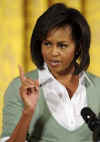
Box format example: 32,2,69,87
59,93,62,98
70,120,75,125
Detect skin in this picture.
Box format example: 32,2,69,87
41,26,79,98
42,26,75,75
18,65,39,111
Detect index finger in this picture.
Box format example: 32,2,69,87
18,65,26,82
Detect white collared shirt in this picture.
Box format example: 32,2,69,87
39,64,88,131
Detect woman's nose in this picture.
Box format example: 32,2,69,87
51,46,59,56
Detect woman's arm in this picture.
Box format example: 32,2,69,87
6,108,34,142
1,66,39,142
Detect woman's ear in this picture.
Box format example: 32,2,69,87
74,48,81,60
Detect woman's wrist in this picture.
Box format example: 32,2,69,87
23,107,34,117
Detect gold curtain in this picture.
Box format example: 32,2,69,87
0,0,100,134
0,0,25,133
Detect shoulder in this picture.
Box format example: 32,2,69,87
9,69,38,87
24,69,38,80
86,72,100,82
4,69,39,102
85,72,100,87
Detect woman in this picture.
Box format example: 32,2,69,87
1,3,100,142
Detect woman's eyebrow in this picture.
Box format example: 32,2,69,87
57,41,69,43
44,39,69,43
43,39,51,42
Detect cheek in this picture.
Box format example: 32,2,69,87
41,47,48,60
69,50,75,57
63,49,75,61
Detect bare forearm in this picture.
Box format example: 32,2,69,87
6,109,34,142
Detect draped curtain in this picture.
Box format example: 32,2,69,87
0,0,100,133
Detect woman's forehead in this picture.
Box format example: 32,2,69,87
46,26,72,40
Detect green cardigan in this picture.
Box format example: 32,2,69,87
1,70,100,142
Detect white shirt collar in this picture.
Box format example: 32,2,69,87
38,63,92,87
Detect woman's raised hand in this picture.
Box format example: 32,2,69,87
18,65,39,113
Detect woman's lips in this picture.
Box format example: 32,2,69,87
48,60,61,67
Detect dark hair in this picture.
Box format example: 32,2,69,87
30,3,91,74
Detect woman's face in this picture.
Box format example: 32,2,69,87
41,26,76,75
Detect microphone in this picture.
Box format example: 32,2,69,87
81,107,100,142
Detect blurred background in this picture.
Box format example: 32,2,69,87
0,0,100,134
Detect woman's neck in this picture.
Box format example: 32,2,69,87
50,65,79,98
51,64,76,82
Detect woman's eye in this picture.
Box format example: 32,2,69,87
43,41,51,47
58,43,68,49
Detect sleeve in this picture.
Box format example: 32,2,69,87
0,70,42,141
0,136,10,142
0,136,28,142
0,77,24,138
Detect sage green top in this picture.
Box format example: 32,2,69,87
1,70,100,142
